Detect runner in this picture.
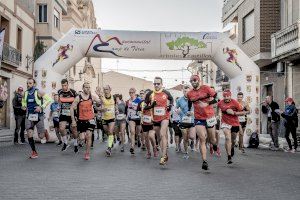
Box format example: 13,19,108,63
138,89,158,159
21,78,52,159
217,90,245,164
115,94,126,152
145,77,173,165
177,85,196,159
237,92,250,153
126,88,143,155
49,94,62,146
58,79,78,153
187,75,218,170
100,85,116,156
139,90,147,151
70,82,101,160
170,99,182,153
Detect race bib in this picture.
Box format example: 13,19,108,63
61,109,71,116
52,111,59,118
206,117,217,127
28,114,38,121
238,116,246,122
116,114,126,120
221,123,232,130
182,116,192,124
154,107,165,116
143,115,152,123
89,119,96,125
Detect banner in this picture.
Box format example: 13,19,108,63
0,28,5,68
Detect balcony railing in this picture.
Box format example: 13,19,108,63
271,20,300,61
1,42,22,67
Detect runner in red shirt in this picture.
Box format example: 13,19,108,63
217,90,246,164
144,77,173,165
187,75,218,170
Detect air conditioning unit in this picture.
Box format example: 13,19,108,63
276,62,284,73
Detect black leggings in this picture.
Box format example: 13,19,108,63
285,124,298,150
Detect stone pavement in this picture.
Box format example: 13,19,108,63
0,140,300,200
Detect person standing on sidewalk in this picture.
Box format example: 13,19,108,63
12,86,26,144
262,96,280,150
281,97,298,153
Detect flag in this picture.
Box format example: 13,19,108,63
0,28,5,68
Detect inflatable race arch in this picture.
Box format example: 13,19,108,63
35,29,260,144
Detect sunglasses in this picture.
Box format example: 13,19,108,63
129,92,135,94
153,83,161,86
190,79,198,83
140,93,144,95
27,82,34,85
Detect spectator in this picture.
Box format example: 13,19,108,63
281,97,298,153
262,96,280,150
12,86,26,144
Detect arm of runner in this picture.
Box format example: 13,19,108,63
164,90,174,111
70,96,79,127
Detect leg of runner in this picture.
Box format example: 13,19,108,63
239,125,245,153
223,128,233,164
27,127,38,159
148,130,158,157
231,130,238,157
207,127,218,155
154,125,161,151
159,120,169,165
59,121,69,151
182,128,189,159
84,130,92,160
215,130,221,157
120,122,126,152
106,121,115,156
144,131,151,159
129,121,136,154
55,127,62,146
195,125,208,170
72,126,79,153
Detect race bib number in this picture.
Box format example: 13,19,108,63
182,116,192,124
143,115,152,123
61,109,71,116
221,123,232,130
89,119,96,125
116,114,126,120
28,114,38,121
52,111,59,118
154,107,165,116
206,117,217,127
238,116,246,122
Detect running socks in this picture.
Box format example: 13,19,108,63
108,134,114,148
213,144,218,151
62,136,68,145
28,137,36,152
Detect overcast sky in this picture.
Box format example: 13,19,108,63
92,0,223,88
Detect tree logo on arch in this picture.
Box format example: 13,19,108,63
166,37,206,58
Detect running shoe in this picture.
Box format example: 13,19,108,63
240,148,245,153
130,148,135,155
153,148,159,157
106,147,112,157
202,161,208,170
159,154,168,165
61,143,70,151
29,151,38,159
57,141,62,146
120,146,125,152
137,140,141,148
216,146,221,157
170,136,174,144
84,153,90,160
190,140,194,151
227,158,233,164
141,144,146,151
74,146,79,154
146,152,151,159
210,144,213,155
183,153,189,159
175,146,179,152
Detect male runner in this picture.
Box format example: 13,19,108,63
237,92,250,153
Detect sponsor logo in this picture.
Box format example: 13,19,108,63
75,30,98,35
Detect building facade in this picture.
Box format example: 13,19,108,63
222,0,282,134
35,0,101,93
0,0,35,143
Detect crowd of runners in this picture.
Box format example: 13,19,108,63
20,74,251,170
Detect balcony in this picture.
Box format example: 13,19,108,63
271,20,300,61
1,42,22,68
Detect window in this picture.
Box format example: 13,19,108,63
54,9,60,29
38,4,47,23
17,27,22,51
0,16,10,43
243,10,254,42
